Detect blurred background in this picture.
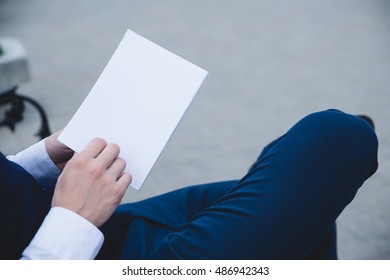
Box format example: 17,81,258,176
0,0,389,259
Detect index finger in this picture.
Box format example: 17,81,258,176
79,138,107,158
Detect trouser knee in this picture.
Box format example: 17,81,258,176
291,109,378,180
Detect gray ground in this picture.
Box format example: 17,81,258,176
1,0,389,259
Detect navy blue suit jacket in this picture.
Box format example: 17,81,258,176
0,153,54,259
0,152,124,259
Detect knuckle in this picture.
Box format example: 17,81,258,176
109,143,120,154
118,172,132,187
93,137,107,148
89,163,104,178
101,176,111,186
125,173,133,183
116,157,126,168
123,173,132,184
112,185,126,200
69,155,86,169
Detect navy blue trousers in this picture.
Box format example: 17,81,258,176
96,109,378,259
0,109,378,259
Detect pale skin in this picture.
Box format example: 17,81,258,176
45,131,132,227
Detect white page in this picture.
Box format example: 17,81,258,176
59,29,208,190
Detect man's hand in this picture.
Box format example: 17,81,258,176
51,138,132,227
45,130,74,171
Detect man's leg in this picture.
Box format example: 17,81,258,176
100,109,378,259
97,180,238,259
306,222,338,259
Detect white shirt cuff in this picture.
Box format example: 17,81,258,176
21,207,104,260
7,140,61,188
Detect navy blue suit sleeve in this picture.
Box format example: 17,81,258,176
0,153,53,259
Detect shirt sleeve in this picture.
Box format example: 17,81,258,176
20,207,104,260
8,141,104,259
7,140,61,189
